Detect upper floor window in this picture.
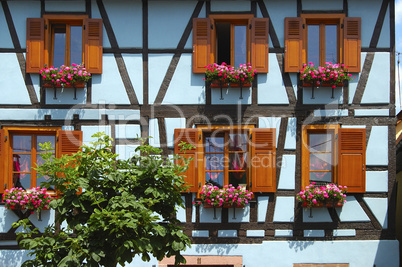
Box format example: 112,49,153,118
0,127,82,194
193,15,269,73
26,15,103,74
301,125,366,193
284,14,361,73
174,126,276,194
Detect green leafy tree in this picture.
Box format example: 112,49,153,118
13,132,192,267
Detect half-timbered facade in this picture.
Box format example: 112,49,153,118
0,0,398,266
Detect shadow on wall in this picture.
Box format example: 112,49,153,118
0,249,32,267
374,240,400,267
287,241,315,252
195,243,239,255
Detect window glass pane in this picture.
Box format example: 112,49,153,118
13,154,31,172
309,153,331,171
37,136,55,153
13,135,31,153
216,23,231,65
234,25,247,67
14,173,31,189
309,133,332,152
205,154,224,171
229,153,247,171
37,156,54,190
325,25,337,63
307,25,319,65
53,27,66,67
229,171,247,188
205,137,224,153
70,26,82,65
205,172,224,188
309,172,332,183
228,134,247,152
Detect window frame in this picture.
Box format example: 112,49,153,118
0,127,83,194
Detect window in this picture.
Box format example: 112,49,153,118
284,15,361,72
193,15,269,73
26,15,103,74
301,125,366,193
174,127,276,193
0,128,82,193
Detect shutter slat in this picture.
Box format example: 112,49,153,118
58,131,83,157
192,18,211,73
284,17,303,72
84,18,103,74
251,18,269,73
344,17,361,73
250,128,276,192
338,128,365,193
174,128,202,192
26,18,45,73
0,130,5,193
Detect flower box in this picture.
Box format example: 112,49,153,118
300,62,353,88
302,81,344,87
297,183,347,208
43,80,86,88
301,202,323,208
3,187,54,212
230,82,251,88
325,200,344,208
193,184,253,208
210,80,229,88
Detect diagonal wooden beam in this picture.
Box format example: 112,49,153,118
352,53,375,105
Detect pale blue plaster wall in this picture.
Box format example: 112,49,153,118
218,230,237,238
44,1,85,12
278,155,295,190
211,86,250,105
0,207,20,233
148,118,160,147
123,54,144,105
192,230,209,237
0,54,31,105
258,117,281,146
163,54,205,105
115,124,141,140
284,117,296,150
366,171,388,192
355,109,390,116
313,109,348,117
273,196,294,222
8,1,41,49
45,87,87,105
363,197,388,228
176,196,186,223
91,55,131,105
200,206,222,223
336,196,370,222
366,126,388,166
257,196,269,222
301,0,343,10
148,1,197,49
211,1,250,12
349,0,390,48
303,86,343,104
246,230,264,237
0,5,14,49
263,0,297,48
0,249,33,267
228,205,250,223
103,0,142,48
115,145,138,160
275,229,293,237
302,207,332,223
191,193,196,222
258,54,289,104
165,118,186,148
304,230,325,237
81,125,111,146
91,0,111,49
361,53,390,104
148,54,173,104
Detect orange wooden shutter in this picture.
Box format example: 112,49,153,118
84,18,103,74
251,18,269,73
284,17,303,73
192,18,211,73
174,128,202,192
343,17,361,73
26,18,44,73
0,130,5,193
57,131,83,157
338,128,366,193
250,128,276,192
